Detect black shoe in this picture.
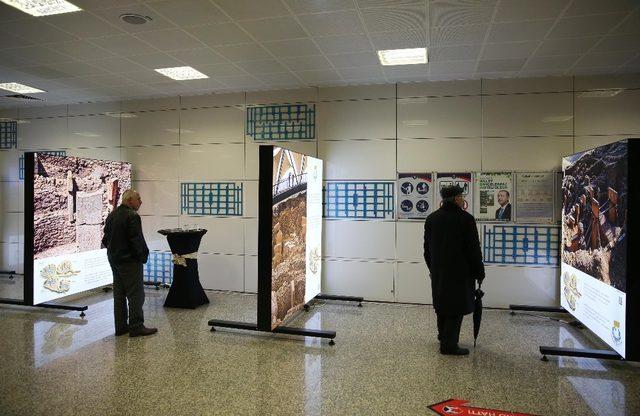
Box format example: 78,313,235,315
115,328,129,336
129,326,158,337
440,347,470,356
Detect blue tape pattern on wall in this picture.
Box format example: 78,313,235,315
324,181,395,219
144,251,173,286
19,151,67,180
483,225,559,265
246,104,315,140
0,121,17,149
181,182,243,216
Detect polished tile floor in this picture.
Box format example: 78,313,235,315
0,287,638,416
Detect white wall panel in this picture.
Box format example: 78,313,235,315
319,84,395,101
179,216,244,255
0,181,23,212
0,150,20,181
245,141,317,180
323,219,395,260
121,110,179,146
244,255,257,293
179,143,244,180
139,215,179,252
247,87,317,104
19,104,67,119
397,221,424,262
180,107,244,144
320,139,395,180
398,79,480,98
318,100,395,140
199,253,244,292
181,92,244,109
397,138,482,171
574,135,627,152
483,76,572,94
17,117,67,150
482,137,573,171
482,265,559,308
244,218,258,256
68,114,120,148
67,101,121,117
483,93,573,137
0,212,20,243
67,147,122,162
575,73,640,91
124,146,180,181
396,262,430,304
122,97,180,112
134,181,180,216
575,89,640,136
321,259,394,301
0,242,21,275
398,96,481,138
243,180,258,218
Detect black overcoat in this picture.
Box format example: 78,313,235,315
423,201,485,316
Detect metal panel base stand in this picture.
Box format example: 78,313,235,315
0,298,88,317
304,294,364,310
539,346,623,362
0,270,15,279
509,304,583,327
208,320,337,345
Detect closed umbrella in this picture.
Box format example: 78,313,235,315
473,282,484,348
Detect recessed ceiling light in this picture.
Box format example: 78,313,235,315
377,48,428,66
154,66,209,81
0,0,81,16
120,13,152,25
0,82,46,94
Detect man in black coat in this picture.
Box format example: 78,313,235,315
102,189,157,337
424,185,484,355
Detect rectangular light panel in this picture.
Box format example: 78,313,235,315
377,48,428,66
154,66,209,80
0,82,46,94
0,0,81,16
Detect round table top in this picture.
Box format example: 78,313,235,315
157,228,208,236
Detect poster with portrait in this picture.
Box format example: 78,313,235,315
473,172,513,221
397,173,433,219
435,172,473,213
515,172,555,223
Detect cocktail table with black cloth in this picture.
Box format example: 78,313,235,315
158,228,209,309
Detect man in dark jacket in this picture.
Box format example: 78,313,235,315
102,189,157,337
424,185,484,355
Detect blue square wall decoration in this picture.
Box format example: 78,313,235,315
324,181,394,219
246,104,315,140
181,182,243,216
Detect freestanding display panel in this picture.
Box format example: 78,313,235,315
541,139,640,361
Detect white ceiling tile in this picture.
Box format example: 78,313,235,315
255,72,303,86
239,17,307,41
81,73,141,88
47,40,116,60
314,34,372,54
535,37,600,57
217,74,264,88
84,56,148,73
186,22,253,46
214,43,272,61
494,0,570,22
429,44,481,61
430,24,487,46
564,0,637,17
524,55,580,70
90,35,159,56
197,63,249,77
383,64,428,77
474,70,518,78
177,77,226,90
547,14,628,39
45,13,124,38
482,41,539,60
4,46,73,65
262,38,321,57
0,2,30,22
135,28,204,51
168,48,227,66
327,52,379,68
0,51,34,68
213,0,290,20
592,34,640,53
280,55,333,71
612,9,640,35
357,0,424,8
295,69,341,82
338,66,385,80
147,0,228,27
298,11,364,36
360,5,426,33
428,59,476,75
47,61,110,77
236,60,288,74
0,31,34,49
2,19,76,44
430,0,496,27
574,51,636,68
126,53,185,69
370,30,425,49
476,58,526,72
123,70,171,83
285,0,354,14
487,20,555,43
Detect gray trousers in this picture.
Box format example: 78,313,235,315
111,262,145,332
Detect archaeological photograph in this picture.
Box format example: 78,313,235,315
270,147,308,329
33,153,132,260
561,141,628,292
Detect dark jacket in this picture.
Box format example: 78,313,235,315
424,201,485,316
102,205,149,265
495,203,512,220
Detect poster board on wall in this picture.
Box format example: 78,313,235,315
257,146,323,331
473,172,513,221
515,172,555,223
24,153,132,306
397,173,434,219
435,172,473,213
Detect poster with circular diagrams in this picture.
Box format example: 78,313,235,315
397,173,433,219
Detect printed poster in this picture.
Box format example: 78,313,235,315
397,173,433,219
435,172,473,213
474,172,513,221
515,172,554,223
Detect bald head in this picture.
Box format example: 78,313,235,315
122,189,142,211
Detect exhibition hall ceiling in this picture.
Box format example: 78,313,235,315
0,0,639,107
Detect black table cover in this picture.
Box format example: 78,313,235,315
158,228,209,309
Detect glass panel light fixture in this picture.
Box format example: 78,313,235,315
0,0,81,16
154,66,209,80
0,82,45,94
377,48,428,66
